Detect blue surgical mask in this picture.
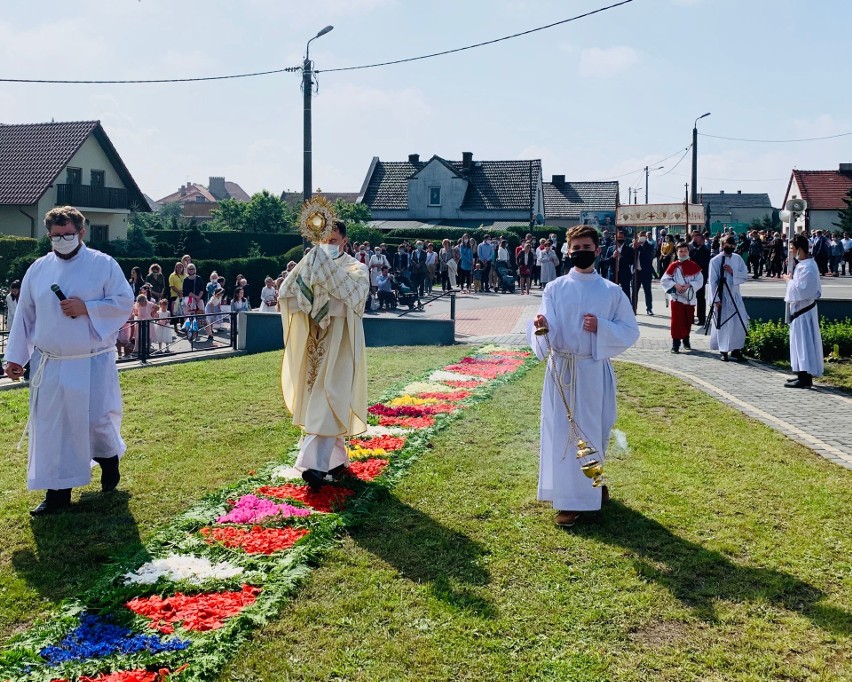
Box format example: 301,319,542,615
319,244,340,258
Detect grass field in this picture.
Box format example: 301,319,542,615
821,363,852,392
0,350,850,681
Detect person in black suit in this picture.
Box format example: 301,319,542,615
604,231,634,301
688,230,711,326
598,229,614,278
634,231,655,315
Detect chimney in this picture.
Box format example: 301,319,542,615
551,174,565,186
462,151,473,170
840,163,852,173
179,184,187,197
737,190,742,194
408,153,420,164
209,176,227,199
719,190,725,194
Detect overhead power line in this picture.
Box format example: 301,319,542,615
658,146,692,176
0,0,634,85
0,65,301,85
592,145,690,182
315,0,634,73
667,170,787,182
699,131,852,143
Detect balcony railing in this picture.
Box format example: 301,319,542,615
56,184,129,210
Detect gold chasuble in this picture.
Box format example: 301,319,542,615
278,248,369,439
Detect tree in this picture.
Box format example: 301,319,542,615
209,198,246,231
334,199,371,224
179,224,211,258
243,190,293,233
835,187,852,233
125,224,155,257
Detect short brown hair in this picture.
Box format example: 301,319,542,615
45,206,85,231
566,225,600,247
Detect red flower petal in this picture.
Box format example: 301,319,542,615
255,484,355,513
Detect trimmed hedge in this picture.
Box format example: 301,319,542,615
145,230,301,260
745,318,852,362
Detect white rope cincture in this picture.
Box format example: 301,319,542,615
17,346,117,453
535,333,593,460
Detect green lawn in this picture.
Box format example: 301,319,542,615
0,346,468,642
821,363,852,392
0,350,850,681
221,363,851,682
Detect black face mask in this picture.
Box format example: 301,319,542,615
723,246,734,255
570,250,597,270
616,239,624,245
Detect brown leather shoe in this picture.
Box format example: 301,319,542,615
555,511,580,527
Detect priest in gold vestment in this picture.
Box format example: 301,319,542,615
278,220,370,490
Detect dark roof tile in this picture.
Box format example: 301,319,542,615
542,181,619,219
0,120,149,210
362,157,542,212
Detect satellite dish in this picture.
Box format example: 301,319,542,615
535,213,544,225
785,199,807,212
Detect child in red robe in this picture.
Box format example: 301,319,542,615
660,242,704,353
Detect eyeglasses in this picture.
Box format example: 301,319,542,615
49,234,78,243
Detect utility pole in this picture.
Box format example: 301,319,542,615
644,165,664,204
302,25,334,251
691,112,711,205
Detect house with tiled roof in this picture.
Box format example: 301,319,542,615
0,120,150,240
699,190,775,231
358,152,544,231
783,164,852,233
542,176,620,228
157,177,251,222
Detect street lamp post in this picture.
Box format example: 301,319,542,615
302,25,334,249
691,112,711,205
644,165,664,204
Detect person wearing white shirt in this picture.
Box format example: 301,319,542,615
3,207,134,515
5,280,20,331
783,234,823,388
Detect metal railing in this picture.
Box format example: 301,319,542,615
56,184,129,210
117,312,239,364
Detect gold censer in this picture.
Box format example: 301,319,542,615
576,440,605,488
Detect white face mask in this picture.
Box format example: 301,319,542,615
638,237,647,244
51,234,81,255
319,243,340,258
677,254,689,261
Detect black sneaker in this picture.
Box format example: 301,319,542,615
682,338,691,351
30,489,72,516
301,469,325,492
94,456,121,492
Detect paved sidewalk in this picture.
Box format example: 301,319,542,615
456,289,852,470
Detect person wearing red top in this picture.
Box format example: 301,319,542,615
659,242,704,353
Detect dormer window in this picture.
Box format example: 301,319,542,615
429,186,441,206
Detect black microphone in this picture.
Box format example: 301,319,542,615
51,283,77,318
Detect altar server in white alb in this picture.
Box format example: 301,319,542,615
783,233,823,389
3,207,134,516
708,235,749,362
528,226,639,528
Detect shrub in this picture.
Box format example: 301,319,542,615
820,318,852,357
283,245,305,264
745,319,789,361
0,236,39,284
746,318,852,361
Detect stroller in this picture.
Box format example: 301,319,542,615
494,260,516,293
393,273,422,310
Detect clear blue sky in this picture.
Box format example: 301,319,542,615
1,0,849,207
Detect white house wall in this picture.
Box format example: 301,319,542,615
0,205,39,238
406,161,470,219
